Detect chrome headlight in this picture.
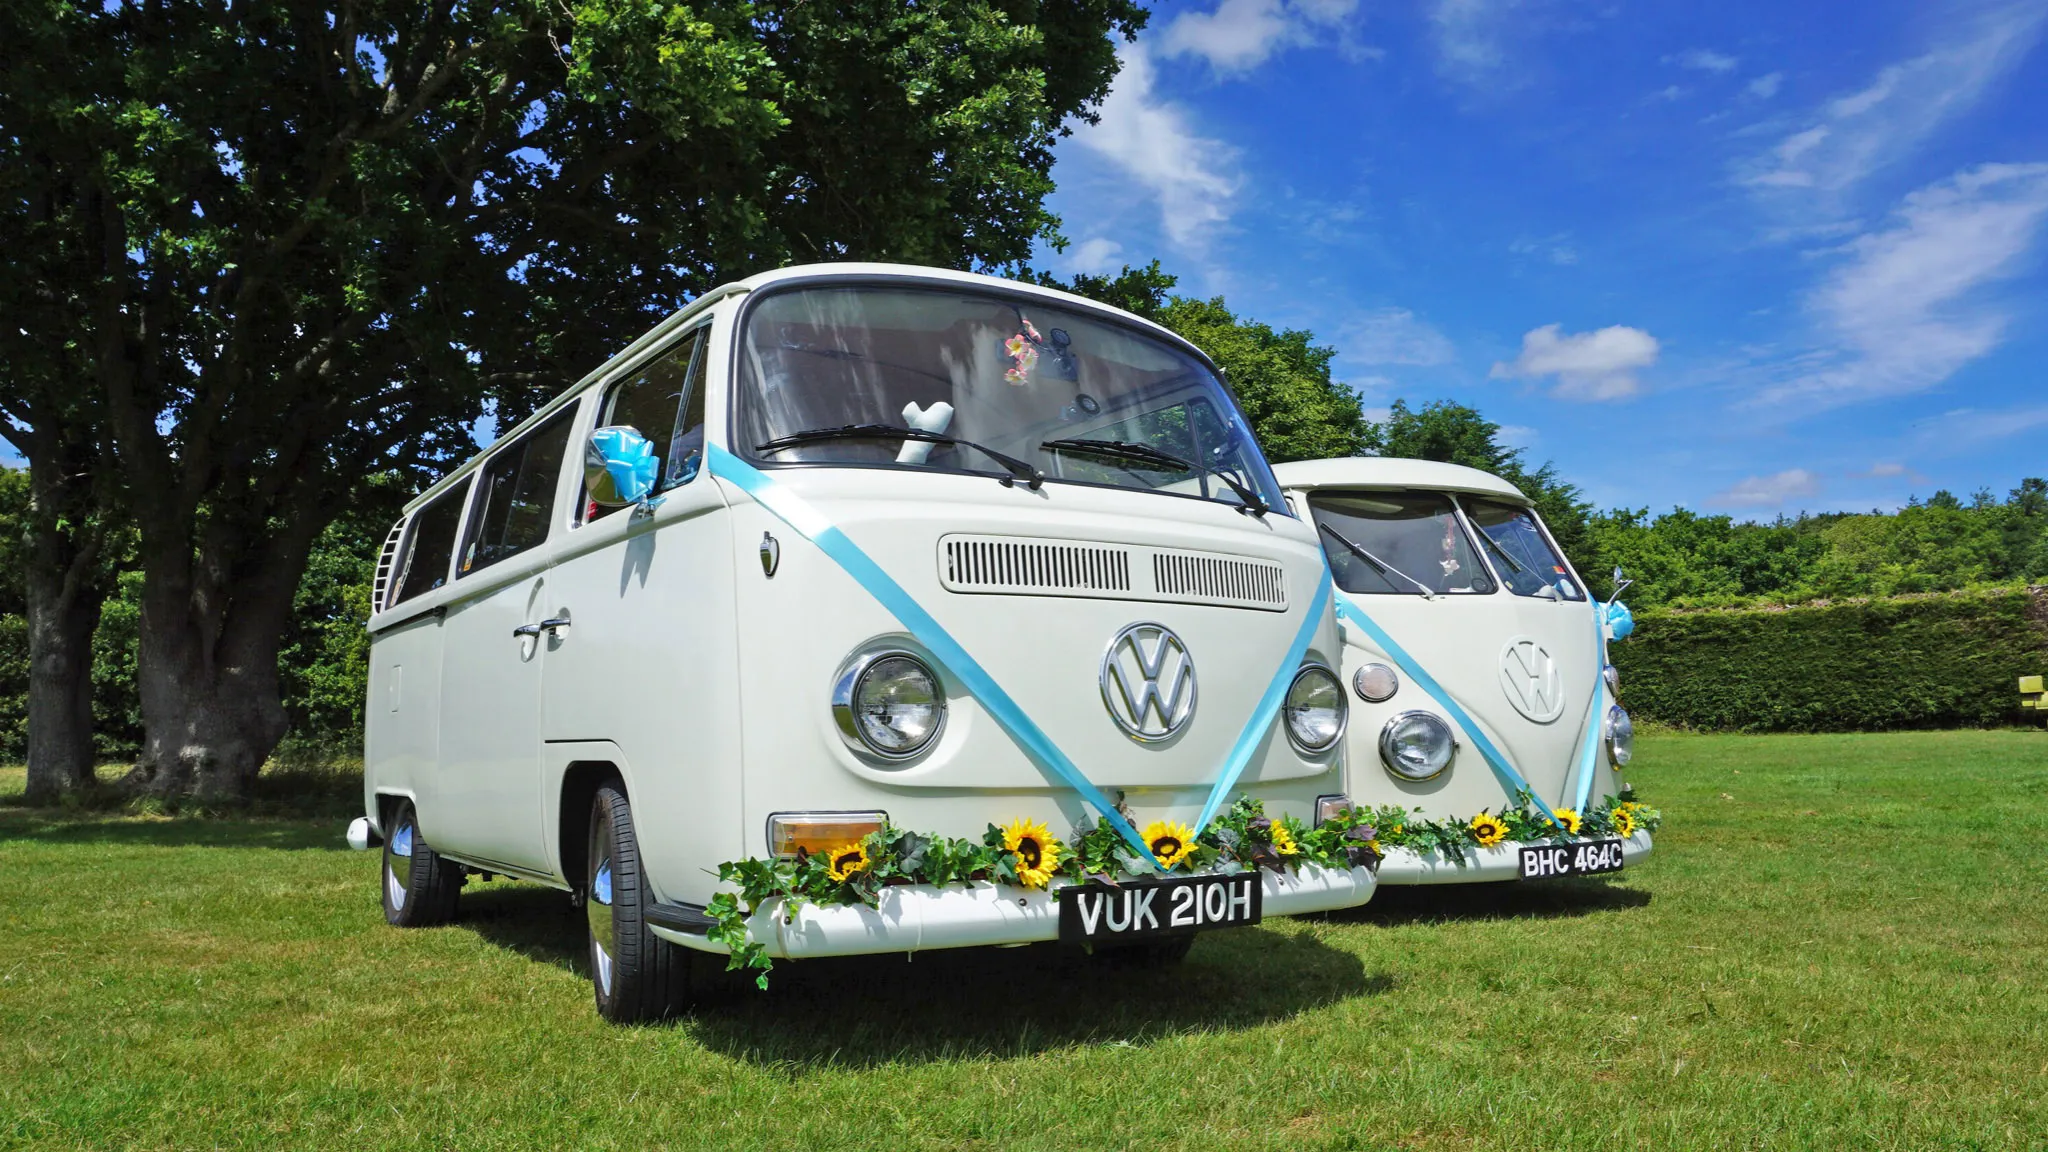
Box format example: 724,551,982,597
1379,711,1455,780
833,651,945,760
1605,704,1634,768
1353,662,1400,703
1602,663,1621,698
1284,664,1347,753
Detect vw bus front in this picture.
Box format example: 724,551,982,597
1270,458,1653,887
621,266,1382,993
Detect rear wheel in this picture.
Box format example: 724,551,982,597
381,799,462,927
586,783,695,1023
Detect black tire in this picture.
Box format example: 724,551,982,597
1092,934,1196,968
586,784,695,1023
381,799,462,927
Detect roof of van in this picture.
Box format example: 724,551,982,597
1270,457,1529,503
399,262,1207,515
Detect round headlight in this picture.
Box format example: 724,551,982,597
1605,705,1634,768
1379,711,1455,780
1284,665,1347,753
1602,663,1621,699
1353,662,1401,703
833,652,945,759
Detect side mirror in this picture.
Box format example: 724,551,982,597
586,425,659,508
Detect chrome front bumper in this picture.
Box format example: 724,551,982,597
655,863,1379,959
1374,829,1654,885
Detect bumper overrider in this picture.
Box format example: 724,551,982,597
1375,829,1653,885
653,863,1378,959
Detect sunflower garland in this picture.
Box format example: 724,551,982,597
703,791,1663,988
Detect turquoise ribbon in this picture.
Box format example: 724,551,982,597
1332,590,1564,833
1192,568,1333,835
710,446,1194,863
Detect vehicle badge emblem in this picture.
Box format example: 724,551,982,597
1498,636,1566,723
1100,622,1198,742
760,531,780,578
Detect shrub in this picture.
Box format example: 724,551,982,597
1612,585,2048,732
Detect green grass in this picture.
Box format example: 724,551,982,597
3,731,2046,1150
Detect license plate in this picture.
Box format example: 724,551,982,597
1519,838,1625,879
1058,872,1261,944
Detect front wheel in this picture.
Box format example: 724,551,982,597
381,799,462,927
586,784,695,1023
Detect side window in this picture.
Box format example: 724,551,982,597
459,409,575,577
586,328,707,523
390,478,471,607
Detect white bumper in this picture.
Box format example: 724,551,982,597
1375,829,1653,885
656,863,1378,959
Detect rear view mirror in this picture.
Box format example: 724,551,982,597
586,425,659,508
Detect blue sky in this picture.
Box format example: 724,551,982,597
1035,0,2048,517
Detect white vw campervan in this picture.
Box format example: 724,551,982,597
354,265,1379,1021
1271,458,1655,886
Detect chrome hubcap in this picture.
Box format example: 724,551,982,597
587,855,615,997
386,820,415,910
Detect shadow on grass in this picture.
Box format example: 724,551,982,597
1321,877,1652,927
0,809,345,852
457,884,1390,1066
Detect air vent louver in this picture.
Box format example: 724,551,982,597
1153,553,1286,607
939,534,1287,611
372,520,406,614
943,538,1132,593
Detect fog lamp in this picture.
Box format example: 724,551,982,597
1353,662,1401,703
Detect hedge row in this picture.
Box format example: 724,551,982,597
1611,585,2048,732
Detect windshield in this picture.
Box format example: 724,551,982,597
1464,498,1585,600
736,285,1285,512
1307,491,1495,596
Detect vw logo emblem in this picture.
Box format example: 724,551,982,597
1498,637,1566,723
1101,622,1198,742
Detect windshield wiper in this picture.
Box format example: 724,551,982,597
755,424,1044,489
1472,526,1529,575
1040,437,1269,516
1316,522,1435,596
1040,438,1193,473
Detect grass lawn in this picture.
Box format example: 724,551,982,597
3,730,2046,1150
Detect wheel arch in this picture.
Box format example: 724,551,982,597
557,758,627,895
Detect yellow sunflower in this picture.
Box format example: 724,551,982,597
1469,812,1509,848
1000,818,1062,889
1551,808,1582,836
1270,821,1299,856
825,840,871,882
1142,820,1196,870
1611,807,1637,838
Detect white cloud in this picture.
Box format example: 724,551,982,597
1669,48,1739,73
1490,323,1659,400
1759,163,2048,409
1430,0,1515,84
1159,0,1361,74
1340,309,1457,366
1911,403,2048,450
1747,72,1783,99
1072,48,1243,248
1064,237,1125,276
1510,234,1578,265
1738,4,2046,197
1866,462,1910,477
1709,469,1824,509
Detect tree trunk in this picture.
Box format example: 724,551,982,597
120,530,307,806
21,564,104,805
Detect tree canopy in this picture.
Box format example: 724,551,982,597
0,0,1146,800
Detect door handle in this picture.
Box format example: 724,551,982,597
512,617,572,639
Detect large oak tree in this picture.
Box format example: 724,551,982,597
1,0,1144,802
